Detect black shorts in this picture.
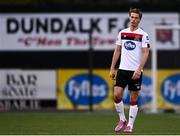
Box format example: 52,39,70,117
114,69,143,91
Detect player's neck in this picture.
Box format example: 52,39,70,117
130,26,138,32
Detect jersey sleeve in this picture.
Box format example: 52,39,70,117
115,31,122,46
142,33,150,48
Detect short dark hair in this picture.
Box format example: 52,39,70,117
129,8,142,20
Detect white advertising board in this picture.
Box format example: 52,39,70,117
0,70,56,99
0,13,178,51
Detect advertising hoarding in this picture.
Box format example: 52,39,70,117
0,13,178,51
0,69,56,110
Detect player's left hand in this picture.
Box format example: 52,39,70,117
132,69,141,80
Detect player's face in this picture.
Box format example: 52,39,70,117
129,13,140,28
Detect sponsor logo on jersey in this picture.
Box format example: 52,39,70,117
161,74,180,105
65,73,108,105
124,41,136,50
123,75,152,106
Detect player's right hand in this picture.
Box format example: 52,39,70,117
109,69,116,80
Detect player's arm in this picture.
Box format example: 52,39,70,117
138,47,149,71
132,33,150,80
109,45,121,80
132,47,149,80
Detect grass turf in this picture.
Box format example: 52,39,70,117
0,111,179,135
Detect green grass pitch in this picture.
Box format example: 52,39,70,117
0,111,179,135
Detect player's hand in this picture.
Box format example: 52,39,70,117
132,68,141,80
109,69,116,80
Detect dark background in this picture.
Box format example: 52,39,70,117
0,0,180,70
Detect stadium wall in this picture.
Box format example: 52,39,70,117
0,5,180,111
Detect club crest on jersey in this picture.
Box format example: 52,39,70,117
124,41,136,50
